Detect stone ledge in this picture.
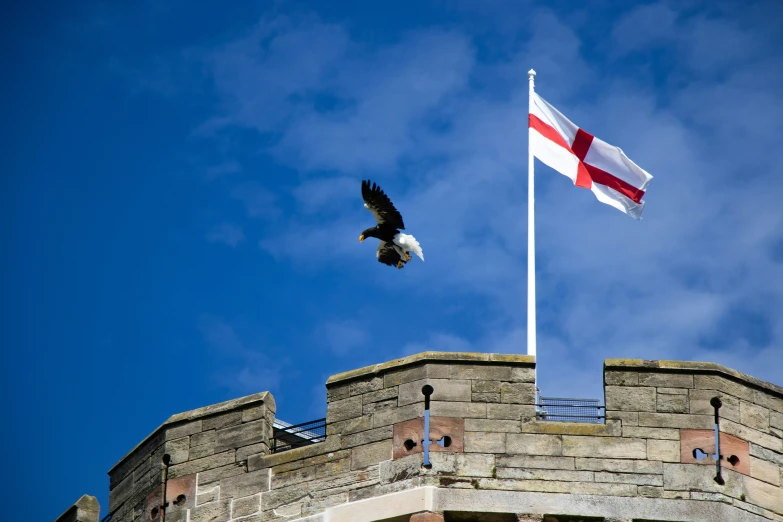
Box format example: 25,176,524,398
249,436,342,471
326,352,536,387
322,486,776,522
434,488,773,522
109,391,272,475
604,359,783,398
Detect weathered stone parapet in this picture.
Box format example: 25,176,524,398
604,359,783,399
95,353,782,522
325,352,536,456
106,391,275,522
54,495,100,522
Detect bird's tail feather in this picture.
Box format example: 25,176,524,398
397,233,424,261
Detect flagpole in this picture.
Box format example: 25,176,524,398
527,69,538,400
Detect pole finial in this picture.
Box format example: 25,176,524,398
528,69,536,79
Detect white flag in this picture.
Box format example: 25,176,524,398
529,92,653,219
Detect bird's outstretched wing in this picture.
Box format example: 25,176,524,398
362,180,405,230
377,241,403,267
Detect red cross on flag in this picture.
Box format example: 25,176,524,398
529,92,653,219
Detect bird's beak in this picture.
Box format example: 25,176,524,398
358,235,365,242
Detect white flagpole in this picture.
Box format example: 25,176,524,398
527,69,538,400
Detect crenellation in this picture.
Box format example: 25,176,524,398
604,371,639,386
92,353,782,522
166,436,190,464
361,386,399,404
656,392,689,413
325,414,372,436
190,429,216,448
237,442,269,462
340,425,393,448
473,380,502,393
690,388,741,421
384,364,444,387
721,418,783,452
371,402,421,427
605,386,656,412
362,397,397,414
755,390,783,414
694,374,756,402
326,384,350,402
242,404,266,423
500,383,536,404
167,420,203,439
349,376,384,396
472,392,502,403
398,378,472,406
741,401,771,431
193,460,247,486
638,372,694,389
430,400,488,418
656,387,689,395
325,395,363,424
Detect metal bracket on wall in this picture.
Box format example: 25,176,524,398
710,398,725,485
680,397,750,482
391,385,464,463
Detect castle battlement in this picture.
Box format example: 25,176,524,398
60,352,783,522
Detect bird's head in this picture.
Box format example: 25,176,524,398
359,227,376,242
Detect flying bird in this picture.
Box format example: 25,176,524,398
359,180,424,270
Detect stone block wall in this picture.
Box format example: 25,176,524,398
106,391,274,522
600,359,783,517
90,352,783,522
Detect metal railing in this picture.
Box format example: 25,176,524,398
536,397,605,423
272,418,326,453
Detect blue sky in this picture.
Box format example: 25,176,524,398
3,0,783,519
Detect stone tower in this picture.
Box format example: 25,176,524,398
57,352,783,522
